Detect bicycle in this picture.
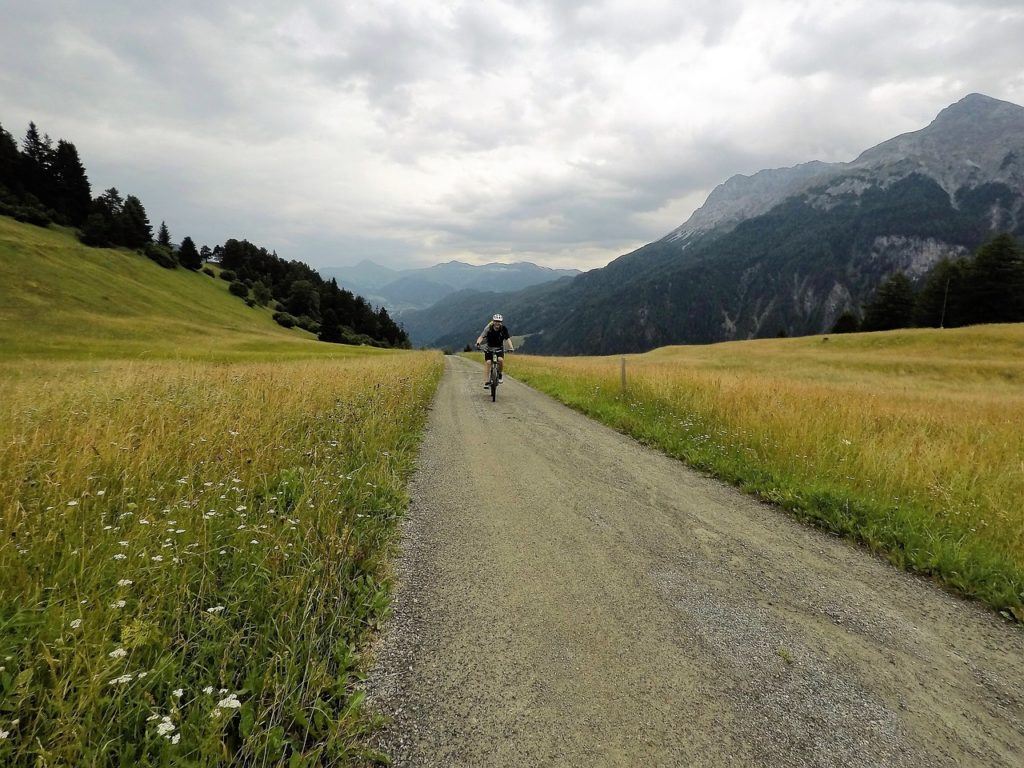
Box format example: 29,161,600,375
477,345,510,402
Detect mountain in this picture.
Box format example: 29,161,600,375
320,260,580,313
406,93,1024,354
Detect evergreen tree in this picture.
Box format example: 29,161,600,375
177,236,202,270
830,311,860,334
0,123,21,191
286,279,320,319
959,234,1024,325
120,195,152,249
157,220,171,248
862,272,916,331
50,140,91,224
20,122,55,204
914,258,965,328
318,309,343,343
199,245,212,262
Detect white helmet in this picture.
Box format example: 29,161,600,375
492,313,503,322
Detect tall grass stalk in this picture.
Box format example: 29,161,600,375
0,353,442,765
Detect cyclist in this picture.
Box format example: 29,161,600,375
476,313,514,387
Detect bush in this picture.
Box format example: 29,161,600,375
296,315,320,334
219,269,236,282
143,243,177,269
245,298,256,308
273,312,297,328
202,266,215,277
273,302,286,312
228,281,249,298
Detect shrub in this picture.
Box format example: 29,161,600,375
202,266,215,277
219,269,236,282
229,281,249,298
296,315,320,334
143,243,177,269
273,312,296,328
245,298,256,308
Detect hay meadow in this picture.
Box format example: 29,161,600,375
511,325,1024,618
0,217,443,764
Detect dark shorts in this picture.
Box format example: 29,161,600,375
484,350,505,361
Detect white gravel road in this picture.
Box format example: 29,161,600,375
369,355,1024,767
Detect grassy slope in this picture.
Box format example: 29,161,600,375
0,216,442,765
0,215,375,361
510,325,1024,619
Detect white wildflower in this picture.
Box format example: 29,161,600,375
109,648,127,659
203,686,214,694
156,718,175,737
67,500,79,507
0,730,8,740
206,606,225,614
171,733,180,744
110,673,134,685
96,490,106,496
111,600,126,609
151,555,164,562
112,553,127,561
172,688,184,699
217,694,242,709
70,619,82,629
117,579,133,587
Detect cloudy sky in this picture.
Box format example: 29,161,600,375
2,1,1022,270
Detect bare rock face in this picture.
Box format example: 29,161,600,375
664,161,836,242
664,93,1024,245
848,93,1024,196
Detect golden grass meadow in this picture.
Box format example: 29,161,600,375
511,324,1024,618
0,217,443,765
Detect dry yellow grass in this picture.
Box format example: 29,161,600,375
0,352,442,764
513,324,1024,615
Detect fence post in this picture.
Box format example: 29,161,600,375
620,357,627,391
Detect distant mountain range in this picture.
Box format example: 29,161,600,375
403,93,1024,353
320,260,579,314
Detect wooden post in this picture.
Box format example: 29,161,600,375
620,357,627,390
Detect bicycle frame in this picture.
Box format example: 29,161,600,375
480,345,507,401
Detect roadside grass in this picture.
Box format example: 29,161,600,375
0,353,442,765
510,325,1024,620
0,215,446,764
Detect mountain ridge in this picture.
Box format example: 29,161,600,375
402,93,1024,353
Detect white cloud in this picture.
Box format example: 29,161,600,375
1,0,1021,270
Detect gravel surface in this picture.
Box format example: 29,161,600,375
368,355,1024,767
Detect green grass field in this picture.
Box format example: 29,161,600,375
0,217,443,764
510,325,1024,619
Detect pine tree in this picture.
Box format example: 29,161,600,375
119,195,152,248
0,123,21,191
914,258,965,328
318,309,343,343
157,221,171,248
20,123,55,205
960,234,1024,325
50,140,91,225
830,311,860,334
177,236,202,270
862,273,916,332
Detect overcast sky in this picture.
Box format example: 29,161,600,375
2,1,1022,270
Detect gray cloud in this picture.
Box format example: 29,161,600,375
1,0,1022,271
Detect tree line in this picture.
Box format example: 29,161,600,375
0,119,408,347
831,233,1024,333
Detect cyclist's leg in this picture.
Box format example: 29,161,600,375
497,352,505,379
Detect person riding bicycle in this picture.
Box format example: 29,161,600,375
476,313,514,387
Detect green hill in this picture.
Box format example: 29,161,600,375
0,215,372,360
